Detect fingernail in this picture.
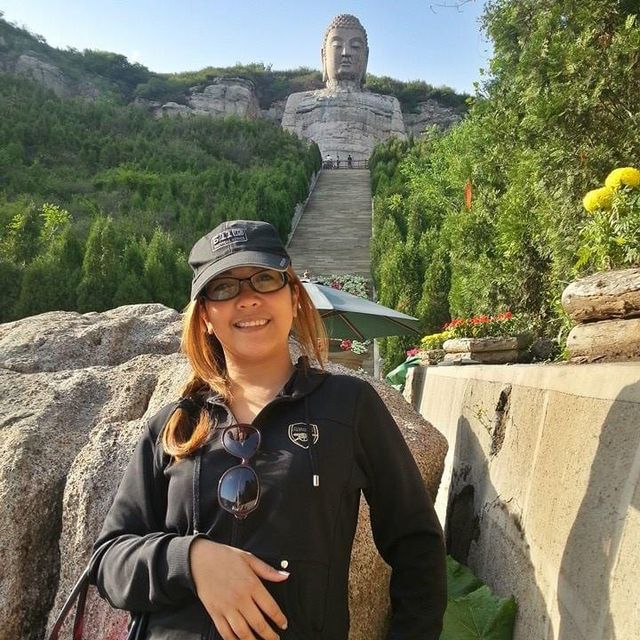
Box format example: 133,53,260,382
281,621,288,630
278,570,290,576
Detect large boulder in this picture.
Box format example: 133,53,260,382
562,268,640,323
0,304,447,640
14,53,73,97
156,78,260,120
12,53,101,100
566,318,640,362
189,77,260,118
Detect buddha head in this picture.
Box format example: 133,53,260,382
321,14,369,87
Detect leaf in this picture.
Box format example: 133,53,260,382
446,556,484,598
440,586,517,640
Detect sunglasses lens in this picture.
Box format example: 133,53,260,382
222,425,260,459
218,466,259,516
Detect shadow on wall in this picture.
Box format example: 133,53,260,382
445,415,551,639
558,379,640,640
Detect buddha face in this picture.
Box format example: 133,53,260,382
322,25,368,84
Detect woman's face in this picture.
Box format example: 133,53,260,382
199,266,299,365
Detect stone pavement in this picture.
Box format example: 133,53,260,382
287,169,372,280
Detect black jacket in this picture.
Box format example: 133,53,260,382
89,358,447,639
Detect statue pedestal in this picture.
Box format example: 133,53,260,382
282,87,406,162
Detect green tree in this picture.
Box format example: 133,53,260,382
0,259,22,322
77,216,122,312
1,200,41,265
143,228,189,309
113,239,150,307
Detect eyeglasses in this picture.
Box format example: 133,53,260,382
203,269,288,302
218,424,261,519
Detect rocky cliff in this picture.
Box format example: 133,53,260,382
404,99,464,136
153,77,260,119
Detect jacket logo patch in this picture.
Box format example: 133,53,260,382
288,422,319,449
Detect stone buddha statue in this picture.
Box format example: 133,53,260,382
281,14,406,163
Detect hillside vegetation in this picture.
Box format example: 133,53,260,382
0,73,321,320
0,14,468,112
370,0,640,369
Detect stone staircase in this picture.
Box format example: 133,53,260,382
287,169,372,280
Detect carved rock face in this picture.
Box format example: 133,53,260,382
322,25,368,85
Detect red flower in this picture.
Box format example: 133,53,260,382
340,339,352,351
406,347,419,357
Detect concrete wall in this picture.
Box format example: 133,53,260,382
406,363,640,640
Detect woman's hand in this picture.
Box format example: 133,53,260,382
189,538,289,640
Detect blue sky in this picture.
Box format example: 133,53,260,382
1,0,491,93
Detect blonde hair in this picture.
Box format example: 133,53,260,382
162,267,328,461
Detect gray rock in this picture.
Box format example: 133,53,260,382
261,99,287,123
14,53,73,98
443,336,529,354
0,304,447,640
562,268,640,323
155,101,192,118
12,53,100,100
156,78,260,120
189,77,259,118
443,350,521,364
0,304,181,373
566,317,640,362
403,99,464,136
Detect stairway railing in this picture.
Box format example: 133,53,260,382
322,159,369,170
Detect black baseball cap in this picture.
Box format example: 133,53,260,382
188,220,291,300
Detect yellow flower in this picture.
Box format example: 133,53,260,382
604,167,640,189
583,186,615,212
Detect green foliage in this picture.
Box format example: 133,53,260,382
371,0,640,371
0,259,22,322
1,199,42,265
446,555,484,599
441,556,516,640
76,216,122,312
364,75,469,112
143,228,191,310
80,50,151,99
442,586,517,640
576,186,640,271
0,71,319,320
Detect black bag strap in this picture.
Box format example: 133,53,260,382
48,402,201,640
47,544,147,640
48,567,90,640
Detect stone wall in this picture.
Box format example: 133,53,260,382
405,362,640,640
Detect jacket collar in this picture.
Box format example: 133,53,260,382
203,355,329,410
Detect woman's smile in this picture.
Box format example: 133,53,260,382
233,318,271,330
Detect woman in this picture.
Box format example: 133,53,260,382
90,220,447,640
